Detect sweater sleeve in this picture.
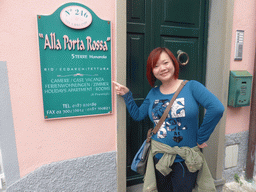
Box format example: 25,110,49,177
191,81,225,145
122,91,150,121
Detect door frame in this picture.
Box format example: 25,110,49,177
116,0,234,190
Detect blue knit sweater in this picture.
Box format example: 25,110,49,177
122,80,224,162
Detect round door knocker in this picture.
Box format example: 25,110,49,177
177,50,189,66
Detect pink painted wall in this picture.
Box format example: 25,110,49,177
225,0,256,134
0,0,116,177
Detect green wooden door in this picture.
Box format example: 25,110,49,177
126,0,209,186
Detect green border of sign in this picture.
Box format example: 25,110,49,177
37,2,112,119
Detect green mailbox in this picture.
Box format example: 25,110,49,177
228,70,253,107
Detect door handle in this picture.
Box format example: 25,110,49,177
177,50,189,66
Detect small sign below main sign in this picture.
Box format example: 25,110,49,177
37,3,112,119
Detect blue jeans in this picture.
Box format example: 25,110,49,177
154,157,198,192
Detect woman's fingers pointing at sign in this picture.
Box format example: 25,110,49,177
112,81,129,96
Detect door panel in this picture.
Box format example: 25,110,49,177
127,34,145,98
127,0,152,185
160,26,200,37
163,0,200,27
127,0,145,23
127,34,152,187
126,0,209,186
161,37,199,80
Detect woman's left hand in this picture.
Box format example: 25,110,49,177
197,143,208,148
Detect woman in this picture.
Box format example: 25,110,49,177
113,47,224,192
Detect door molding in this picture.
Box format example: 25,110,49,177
116,0,233,190
116,0,127,191
0,62,20,186
203,0,234,185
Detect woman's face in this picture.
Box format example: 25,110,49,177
152,51,175,83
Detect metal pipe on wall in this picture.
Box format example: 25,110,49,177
245,46,256,181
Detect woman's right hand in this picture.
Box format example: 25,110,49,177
113,81,130,96
197,143,208,149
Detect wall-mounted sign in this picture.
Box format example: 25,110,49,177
37,3,112,119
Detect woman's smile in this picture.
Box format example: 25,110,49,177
160,71,169,76
153,51,175,83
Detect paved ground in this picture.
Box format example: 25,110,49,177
128,177,256,192
223,176,256,192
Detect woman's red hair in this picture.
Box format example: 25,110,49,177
146,47,179,87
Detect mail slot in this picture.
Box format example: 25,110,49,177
228,70,253,107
